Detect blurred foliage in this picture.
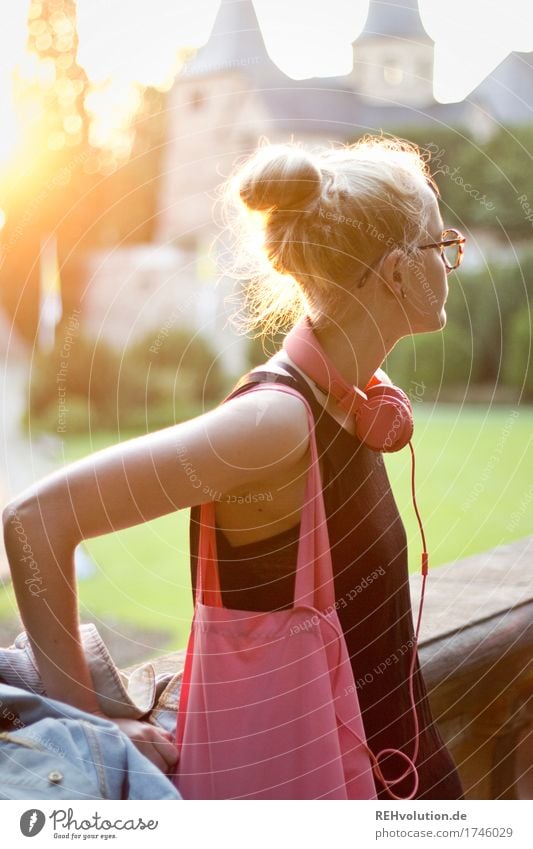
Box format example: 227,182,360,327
383,123,533,236
78,86,167,248
26,326,231,433
0,0,168,341
1,0,167,246
378,122,533,398
245,329,287,370
502,306,533,397
384,252,533,401
0,0,90,340
2,0,91,230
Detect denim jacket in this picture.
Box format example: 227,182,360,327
0,683,182,800
0,624,185,737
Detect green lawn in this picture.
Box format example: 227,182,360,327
1,405,531,652
384,403,533,570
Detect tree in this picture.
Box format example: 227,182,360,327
0,0,92,340
0,1,177,341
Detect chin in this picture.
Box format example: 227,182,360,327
429,306,447,332
415,309,447,335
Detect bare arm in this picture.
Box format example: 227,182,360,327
2,389,309,713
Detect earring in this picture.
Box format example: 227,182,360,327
392,266,405,298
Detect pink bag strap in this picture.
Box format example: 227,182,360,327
195,383,336,612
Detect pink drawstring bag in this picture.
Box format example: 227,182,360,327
172,384,380,800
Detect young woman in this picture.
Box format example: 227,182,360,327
3,134,465,798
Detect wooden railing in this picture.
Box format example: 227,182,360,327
411,535,533,800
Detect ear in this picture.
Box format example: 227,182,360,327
380,248,405,299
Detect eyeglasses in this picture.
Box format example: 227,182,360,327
418,228,466,272
356,227,466,289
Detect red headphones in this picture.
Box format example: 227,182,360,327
283,314,414,452
282,313,430,799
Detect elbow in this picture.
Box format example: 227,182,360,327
3,497,28,536
2,489,54,550
3,479,43,527
2,494,70,590
3,491,80,558
2,497,38,584
2,495,38,550
3,487,40,523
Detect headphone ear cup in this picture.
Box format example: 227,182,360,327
355,384,413,452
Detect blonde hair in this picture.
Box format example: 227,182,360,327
219,133,440,337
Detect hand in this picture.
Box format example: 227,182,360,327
114,717,179,775
89,710,179,775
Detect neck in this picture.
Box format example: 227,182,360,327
311,312,398,391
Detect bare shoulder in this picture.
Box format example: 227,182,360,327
164,382,313,488
215,386,311,459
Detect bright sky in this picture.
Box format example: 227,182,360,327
419,0,533,103
75,0,219,86
252,0,369,79
0,0,531,173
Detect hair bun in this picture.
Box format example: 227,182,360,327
238,145,322,213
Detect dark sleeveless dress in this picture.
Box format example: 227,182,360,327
189,363,465,800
